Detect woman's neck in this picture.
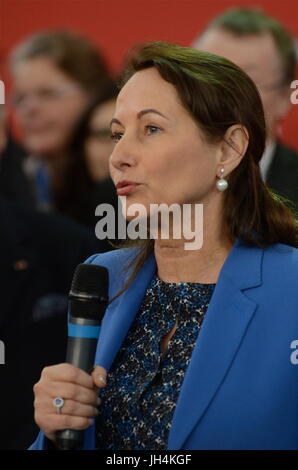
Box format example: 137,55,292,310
154,203,233,284
154,239,232,284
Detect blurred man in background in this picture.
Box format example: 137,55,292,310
193,8,298,210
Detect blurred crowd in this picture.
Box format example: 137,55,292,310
0,7,297,449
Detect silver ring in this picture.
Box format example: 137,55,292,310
53,397,64,414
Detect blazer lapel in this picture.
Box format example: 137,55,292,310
167,240,263,449
94,252,157,370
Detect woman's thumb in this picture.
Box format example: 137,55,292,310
92,365,108,388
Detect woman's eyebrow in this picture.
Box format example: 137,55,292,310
110,118,122,128
137,109,169,120
110,108,169,128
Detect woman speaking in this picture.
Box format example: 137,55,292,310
30,42,298,450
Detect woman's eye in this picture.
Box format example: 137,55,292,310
145,125,161,135
110,132,123,142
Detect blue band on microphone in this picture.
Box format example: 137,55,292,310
68,323,101,339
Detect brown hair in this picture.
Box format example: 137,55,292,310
110,41,298,302
10,29,109,95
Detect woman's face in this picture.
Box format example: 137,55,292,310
11,57,89,157
84,99,116,182
109,67,221,219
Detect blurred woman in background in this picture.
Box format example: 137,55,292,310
9,29,110,211
54,79,120,232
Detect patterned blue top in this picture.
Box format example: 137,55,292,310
96,273,216,450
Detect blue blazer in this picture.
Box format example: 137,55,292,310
29,239,298,450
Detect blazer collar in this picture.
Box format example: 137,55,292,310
218,238,263,290
95,239,264,449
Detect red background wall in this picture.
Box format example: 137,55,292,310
1,0,298,149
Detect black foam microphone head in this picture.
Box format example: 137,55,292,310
69,263,109,321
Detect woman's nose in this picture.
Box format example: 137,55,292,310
109,136,136,170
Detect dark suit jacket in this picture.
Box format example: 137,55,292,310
266,141,298,211
0,197,104,449
0,133,35,207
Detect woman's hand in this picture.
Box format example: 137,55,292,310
33,363,107,443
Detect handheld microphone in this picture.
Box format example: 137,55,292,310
55,263,109,450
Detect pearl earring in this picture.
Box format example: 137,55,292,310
216,168,228,191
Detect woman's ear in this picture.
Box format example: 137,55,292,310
218,124,249,175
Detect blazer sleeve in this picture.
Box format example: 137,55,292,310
28,422,97,450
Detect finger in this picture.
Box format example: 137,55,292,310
37,396,100,418
47,382,99,406
41,363,94,389
91,365,108,388
41,413,94,434
60,400,100,418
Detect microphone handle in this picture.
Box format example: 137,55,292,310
66,336,99,371
55,335,99,450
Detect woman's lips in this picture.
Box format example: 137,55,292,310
116,183,140,196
